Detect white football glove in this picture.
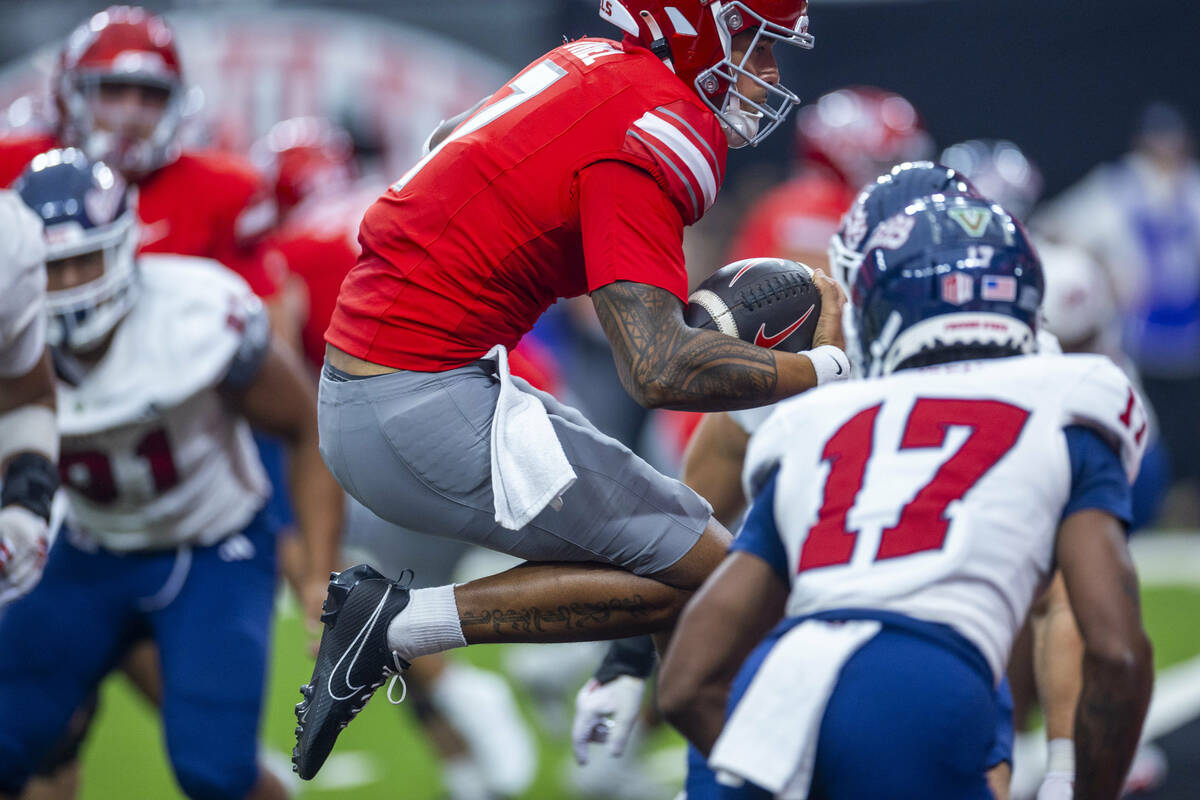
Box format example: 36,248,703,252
571,675,645,765
0,505,49,605
1036,771,1074,800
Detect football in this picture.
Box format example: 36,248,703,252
684,258,821,353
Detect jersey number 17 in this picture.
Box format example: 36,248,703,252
799,398,1030,573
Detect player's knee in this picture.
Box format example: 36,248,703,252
172,750,257,800
651,520,731,591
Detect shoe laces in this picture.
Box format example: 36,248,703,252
386,651,407,705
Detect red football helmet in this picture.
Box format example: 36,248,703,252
794,86,934,189
55,6,185,178
601,0,814,148
251,117,357,218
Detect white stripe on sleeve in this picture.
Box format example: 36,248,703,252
632,112,719,211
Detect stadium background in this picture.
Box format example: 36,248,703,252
1,0,1198,798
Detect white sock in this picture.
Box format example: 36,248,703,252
1046,737,1075,775
387,584,467,662
441,757,490,800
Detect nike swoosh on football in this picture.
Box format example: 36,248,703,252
327,586,392,701
728,262,757,287
754,305,815,349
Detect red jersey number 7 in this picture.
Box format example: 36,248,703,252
798,398,1031,573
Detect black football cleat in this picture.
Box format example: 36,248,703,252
292,564,414,780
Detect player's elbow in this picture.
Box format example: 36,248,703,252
1085,628,1153,679
615,368,673,409
631,379,673,409
656,670,701,727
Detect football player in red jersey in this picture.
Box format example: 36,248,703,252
0,6,284,308
292,0,852,780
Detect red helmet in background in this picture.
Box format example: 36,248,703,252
251,117,357,218
601,0,814,148
795,86,934,189
56,6,186,178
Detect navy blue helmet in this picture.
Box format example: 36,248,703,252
852,194,1044,377
828,161,980,290
15,148,138,352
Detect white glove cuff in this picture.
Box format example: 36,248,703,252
0,404,57,464
1046,737,1074,774
801,345,851,386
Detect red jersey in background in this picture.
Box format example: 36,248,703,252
0,133,280,298
725,173,856,265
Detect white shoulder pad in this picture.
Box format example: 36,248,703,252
741,402,796,502
727,404,776,437
1036,328,1062,355
136,255,262,408
1058,354,1148,483
0,191,47,377
58,256,261,435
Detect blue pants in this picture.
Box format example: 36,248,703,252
0,510,277,799
686,612,1000,800
253,432,295,535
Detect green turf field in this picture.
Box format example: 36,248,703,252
72,583,1200,799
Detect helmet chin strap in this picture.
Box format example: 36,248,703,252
720,96,762,149
638,10,675,71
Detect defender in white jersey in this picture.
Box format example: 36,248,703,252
0,190,59,605
658,195,1152,800
0,150,342,800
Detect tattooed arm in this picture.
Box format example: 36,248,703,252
657,551,787,755
1055,508,1153,800
591,278,845,412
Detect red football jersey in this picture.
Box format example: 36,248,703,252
269,182,377,368
0,134,280,298
726,173,857,265
273,181,565,397
328,38,727,371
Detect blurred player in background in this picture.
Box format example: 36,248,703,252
727,86,934,268
255,116,539,800
0,150,341,800
940,138,1043,223
0,0,304,621
1034,102,1200,530
659,195,1153,800
0,191,57,607
0,9,313,796
294,0,853,780
0,5,287,323
1031,239,1170,798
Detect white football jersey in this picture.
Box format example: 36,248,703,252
742,353,1147,681
56,255,269,551
0,190,47,377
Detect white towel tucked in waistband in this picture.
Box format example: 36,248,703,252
709,618,881,799
486,344,577,530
